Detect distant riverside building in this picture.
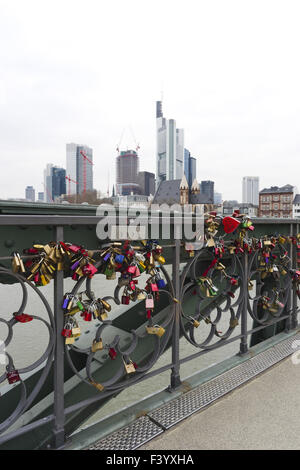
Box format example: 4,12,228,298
242,176,259,206
259,185,296,218
156,101,184,185
43,164,66,202
66,143,93,195
138,171,155,196
116,149,139,195
184,149,197,188
25,186,35,202
200,180,214,202
38,192,44,202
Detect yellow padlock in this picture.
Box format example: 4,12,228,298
91,339,103,352
146,325,165,337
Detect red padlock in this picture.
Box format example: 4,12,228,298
61,327,72,337
122,295,130,305
82,311,92,321
14,313,33,323
109,347,117,360
230,278,238,286
68,244,81,253
7,369,21,384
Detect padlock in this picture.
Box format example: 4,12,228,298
6,369,21,384
129,280,136,291
145,294,154,309
65,336,75,345
90,380,104,392
109,347,117,360
122,295,130,305
155,255,165,264
71,326,81,337
123,358,136,374
115,254,125,264
62,296,70,309
92,339,103,352
138,261,146,272
83,311,92,321
100,311,108,321
137,290,146,300
156,278,166,289
14,313,33,323
146,325,165,337
61,325,72,337
100,299,111,312
127,265,136,275
192,319,200,328
150,282,159,292
230,318,239,328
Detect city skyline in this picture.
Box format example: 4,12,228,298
1,1,300,201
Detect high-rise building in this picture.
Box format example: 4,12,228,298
43,163,53,202
184,148,197,188
52,167,66,201
43,164,66,202
66,143,93,195
242,176,259,206
138,171,155,196
200,180,214,203
25,186,35,202
38,192,44,202
156,101,184,185
116,149,140,195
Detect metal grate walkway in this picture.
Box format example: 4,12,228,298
86,333,300,450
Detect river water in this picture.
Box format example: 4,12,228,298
0,266,244,429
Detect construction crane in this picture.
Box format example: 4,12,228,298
42,182,54,203
79,150,94,194
65,175,78,196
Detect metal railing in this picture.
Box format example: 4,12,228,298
0,215,299,449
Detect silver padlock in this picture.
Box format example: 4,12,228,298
145,294,154,309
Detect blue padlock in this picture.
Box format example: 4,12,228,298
115,254,125,263
157,279,166,289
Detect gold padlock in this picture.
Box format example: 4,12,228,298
192,319,200,328
90,380,104,392
137,291,146,300
146,325,165,337
106,271,116,280
123,358,136,374
101,299,111,312
155,255,165,264
100,311,108,321
72,326,81,337
65,336,75,345
91,339,103,352
230,318,239,328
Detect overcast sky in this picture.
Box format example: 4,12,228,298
0,0,300,201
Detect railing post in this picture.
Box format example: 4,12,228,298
291,223,298,330
53,226,65,448
285,224,294,333
239,252,248,355
169,236,182,391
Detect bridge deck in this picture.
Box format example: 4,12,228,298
141,355,300,450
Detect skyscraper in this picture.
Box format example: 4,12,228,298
242,177,259,206
200,180,214,202
25,186,35,202
184,148,197,188
43,164,66,202
138,171,155,196
116,149,140,195
156,101,184,185
66,143,93,195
